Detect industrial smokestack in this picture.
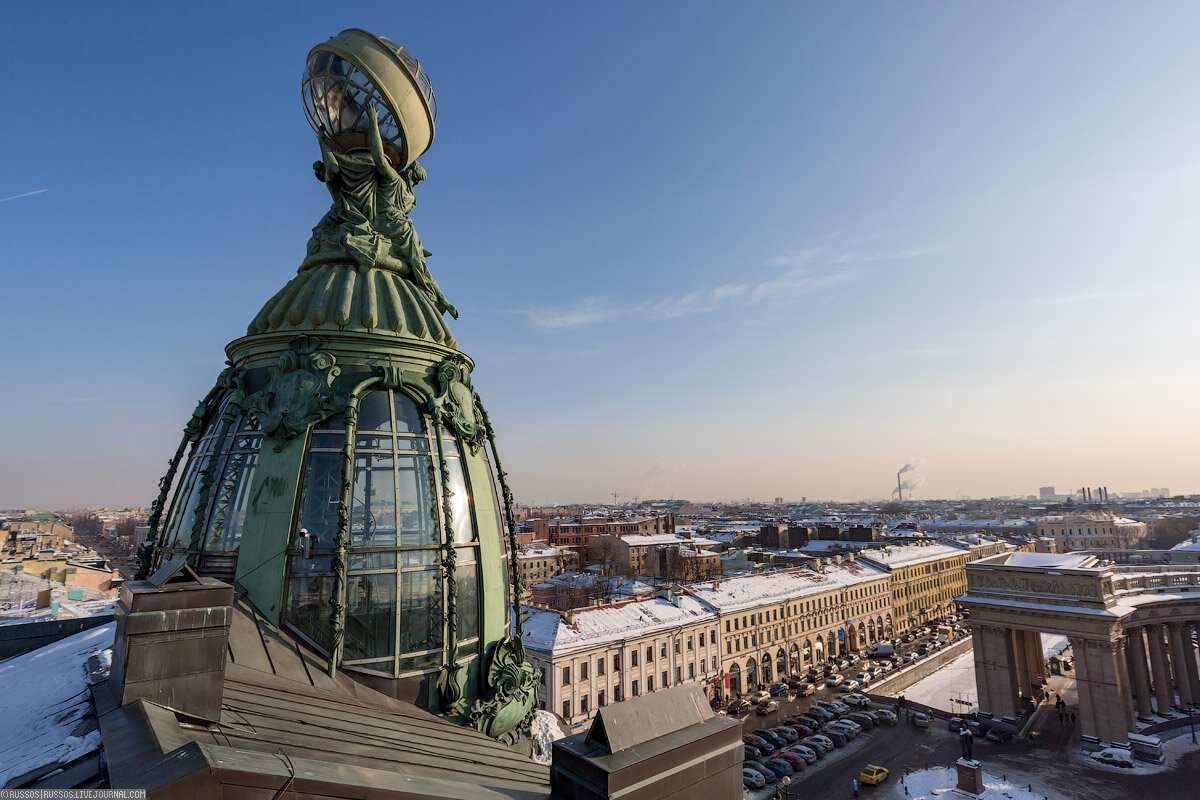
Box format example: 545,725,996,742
896,471,903,502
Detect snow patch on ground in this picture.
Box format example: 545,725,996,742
529,709,569,765
0,622,115,787
1041,633,1068,659
894,650,979,711
892,766,1060,800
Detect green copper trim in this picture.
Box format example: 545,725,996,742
137,398,210,580
463,393,540,743
432,405,464,711
326,375,379,677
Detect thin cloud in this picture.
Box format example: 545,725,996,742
533,297,625,330
830,246,935,264
523,267,858,329
763,247,824,268
1031,288,1152,306
0,189,48,203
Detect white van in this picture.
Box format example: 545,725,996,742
867,643,895,658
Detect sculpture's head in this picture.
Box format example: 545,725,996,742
302,29,436,168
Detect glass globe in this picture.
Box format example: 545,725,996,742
302,31,436,167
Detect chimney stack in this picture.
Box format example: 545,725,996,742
108,558,233,722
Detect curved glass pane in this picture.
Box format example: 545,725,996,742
295,451,342,551
345,572,397,661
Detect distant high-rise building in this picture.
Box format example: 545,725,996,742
1039,486,1055,501
774,496,784,505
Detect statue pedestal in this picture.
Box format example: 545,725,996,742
955,758,983,796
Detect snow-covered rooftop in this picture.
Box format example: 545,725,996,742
521,595,715,653
0,622,114,787
685,563,888,613
1001,552,1099,569
857,542,966,568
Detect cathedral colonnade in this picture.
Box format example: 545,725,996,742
969,619,1200,744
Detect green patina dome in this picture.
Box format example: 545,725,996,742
138,30,537,744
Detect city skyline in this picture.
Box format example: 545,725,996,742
3,3,1199,508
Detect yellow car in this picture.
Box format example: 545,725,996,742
859,765,889,785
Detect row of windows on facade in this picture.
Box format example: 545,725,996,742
555,632,717,685
556,663,706,718
722,594,887,636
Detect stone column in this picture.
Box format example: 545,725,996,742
1146,623,1174,713
971,627,994,716
1168,622,1194,708
1090,638,1135,742
993,623,1012,719
1126,627,1154,720
1185,621,1200,706
1011,628,1031,698
1024,630,1045,694
1070,637,1098,738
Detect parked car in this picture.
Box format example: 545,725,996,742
872,709,897,725
742,768,766,790
948,716,967,732
1092,748,1135,768
755,729,786,749
757,700,779,715
854,672,873,686
771,682,790,696
787,722,816,738
860,765,890,785
774,752,807,771
743,734,775,753
840,680,861,692
902,652,916,663
797,682,816,696
843,693,870,707
744,745,763,761
727,699,751,715
763,758,794,778
846,654,861,665
848,712,876,729
912,712,931,728
819,726,848,746
746,763,777,784
789,744,820,763
986,729,1013,743
834,718,862,734
817,700,847,714
824,673,845,688
917,643,929,655
770,726,800,743
823,664,839,675
786,678,807,690
749,690,772,704
802,735,834,752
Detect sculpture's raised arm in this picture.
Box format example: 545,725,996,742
367,104,401,183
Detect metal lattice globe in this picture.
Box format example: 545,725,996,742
302,29,436,167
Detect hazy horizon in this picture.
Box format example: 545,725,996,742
3,3,1198,509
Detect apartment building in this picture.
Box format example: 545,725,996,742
522,593,720,730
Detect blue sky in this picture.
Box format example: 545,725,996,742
2,3,1198,507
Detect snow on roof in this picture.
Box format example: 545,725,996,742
521,595,715,654
0,622,114,786
1001,552,1099,569
857,542,966,568
685,563,887,613
517,546,564,559
618,533,689,546
1169,535,1200,553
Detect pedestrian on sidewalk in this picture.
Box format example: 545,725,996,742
853,777,860,798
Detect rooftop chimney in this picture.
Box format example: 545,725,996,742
108,558,233,722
